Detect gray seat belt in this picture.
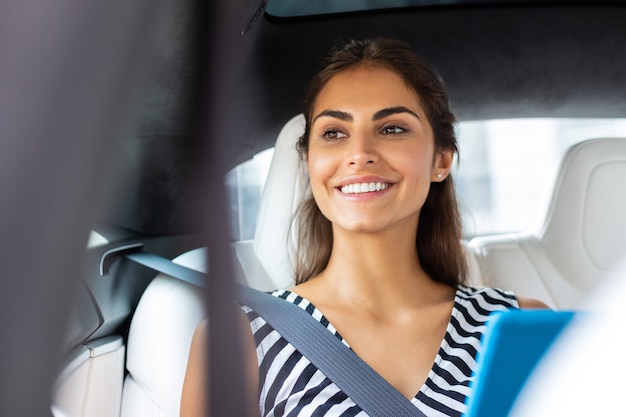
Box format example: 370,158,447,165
237,285,428,417
121,250,428,417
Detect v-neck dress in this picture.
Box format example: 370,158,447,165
239,285,519,417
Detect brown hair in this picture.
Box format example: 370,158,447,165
293,38,467,286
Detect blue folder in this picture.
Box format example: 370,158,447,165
464,309,575,417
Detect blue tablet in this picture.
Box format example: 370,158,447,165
464,310,575,417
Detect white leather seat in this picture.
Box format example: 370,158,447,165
233,114,308,291
119,248,207,417
469,138,626,309
52,336,125,417
119,116,307,417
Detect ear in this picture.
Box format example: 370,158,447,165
431,149,454,182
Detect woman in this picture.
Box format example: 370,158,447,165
182,37,546,417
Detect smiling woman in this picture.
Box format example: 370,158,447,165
294,38,463,286
303,64,453,279
182,37,546,417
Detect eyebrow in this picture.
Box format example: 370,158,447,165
312,106,421,124
372,106,421,121
312,110,353,123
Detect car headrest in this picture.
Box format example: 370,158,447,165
246,114,307,290
541,137,626,289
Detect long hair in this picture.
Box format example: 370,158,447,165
293,37,467,286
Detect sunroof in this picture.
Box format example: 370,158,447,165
265,0,617,18
266,0,452,18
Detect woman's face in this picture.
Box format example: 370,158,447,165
307,64,452,236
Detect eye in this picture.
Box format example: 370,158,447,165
381,125,408,135
322,129,348,140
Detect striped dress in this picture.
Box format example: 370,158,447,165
240,285,519,417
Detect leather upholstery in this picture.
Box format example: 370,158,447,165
120,249,207,417
469,138,626,309
233,114,307,291
119,115,307,417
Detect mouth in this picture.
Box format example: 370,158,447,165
339,182,391,194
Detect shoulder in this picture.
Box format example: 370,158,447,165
517,296,551,309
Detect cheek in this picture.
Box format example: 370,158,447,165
306,151,337,213
398,149,433,178
306,150,334,187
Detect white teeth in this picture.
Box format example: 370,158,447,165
340,182,390,194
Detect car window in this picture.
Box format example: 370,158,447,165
227,118,626,240
226,148,274,240
457,118,626,237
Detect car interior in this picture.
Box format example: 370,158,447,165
470,137,626,310
1,1,626,416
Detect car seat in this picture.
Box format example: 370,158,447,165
232,114,308,291
119,248,206,417
468,138,626,309
118,115,307,417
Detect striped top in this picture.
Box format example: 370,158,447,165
240,285,519,417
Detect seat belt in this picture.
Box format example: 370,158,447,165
236,285,427,417
121,250,427,417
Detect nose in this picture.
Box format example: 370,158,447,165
348,133,379,166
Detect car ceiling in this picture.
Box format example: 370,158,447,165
99,1,626,235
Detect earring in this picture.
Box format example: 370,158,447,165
437,173,443,179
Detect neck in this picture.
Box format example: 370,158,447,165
320,225,440,308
